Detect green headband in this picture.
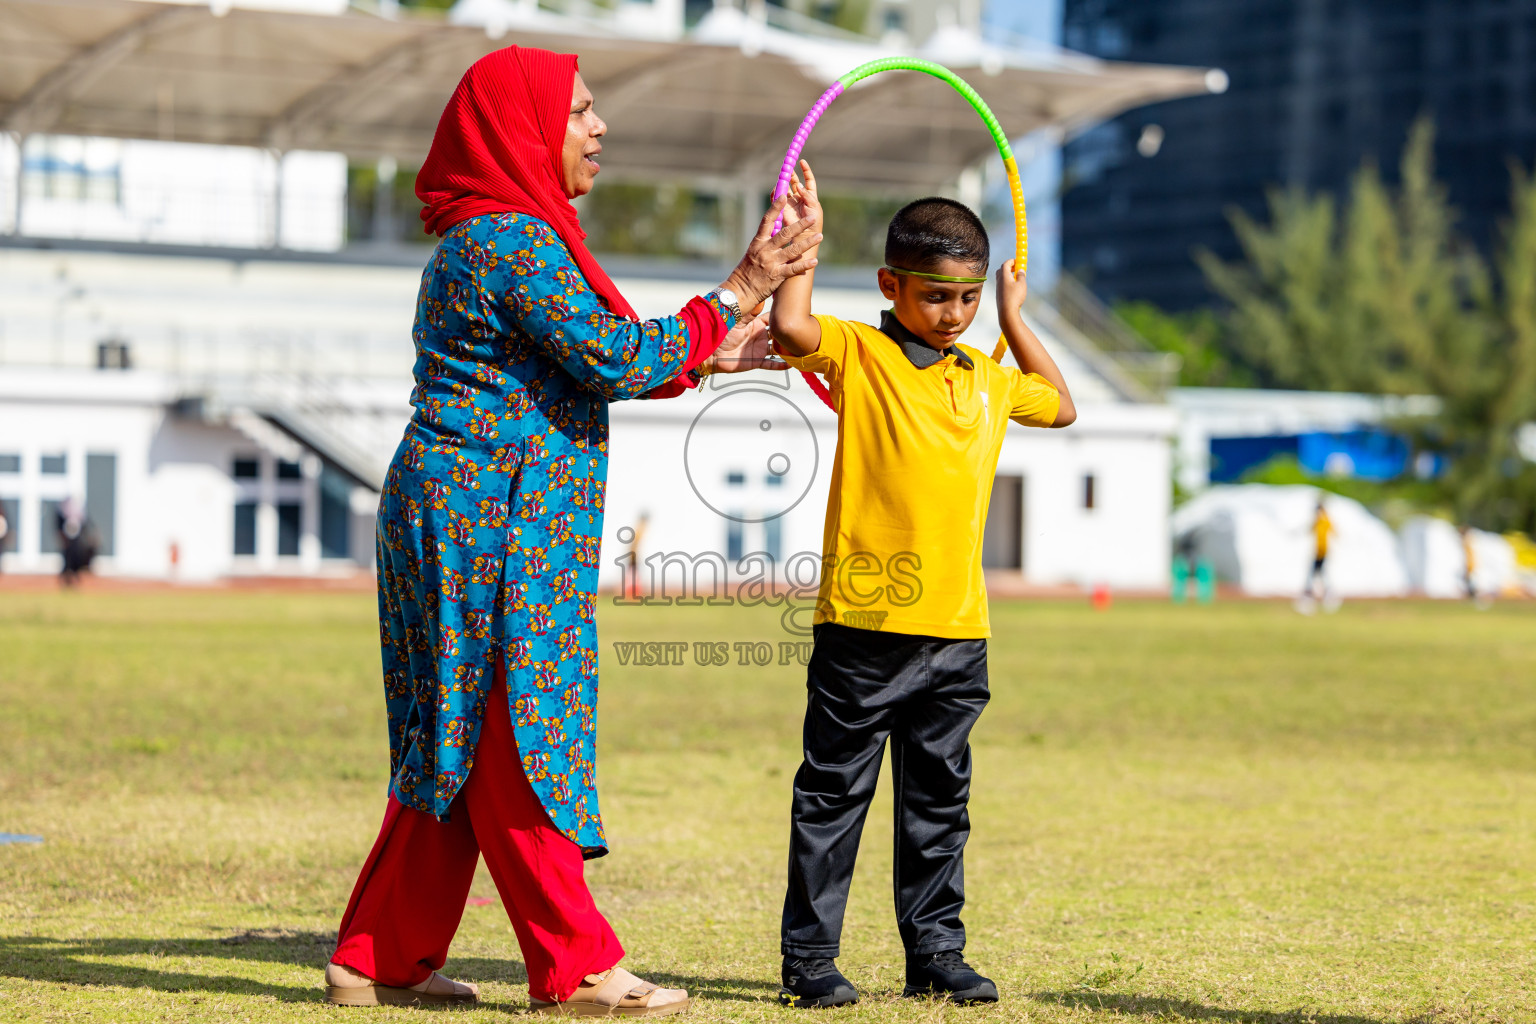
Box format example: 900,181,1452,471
882,265,988,284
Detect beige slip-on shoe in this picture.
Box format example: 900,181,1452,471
530,967,689,1017
324,960,480,1007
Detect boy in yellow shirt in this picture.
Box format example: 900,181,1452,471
1307,498,1334,601
768,163,1075,1008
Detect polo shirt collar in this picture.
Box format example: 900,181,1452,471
879,310,973,370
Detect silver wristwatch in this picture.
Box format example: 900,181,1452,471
711,286,744,325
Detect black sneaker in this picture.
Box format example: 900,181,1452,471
778,956,859,1008
903,949,998,1004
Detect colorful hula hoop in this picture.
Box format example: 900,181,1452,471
771,58,1026,411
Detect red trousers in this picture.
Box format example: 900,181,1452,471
332,662,623,1002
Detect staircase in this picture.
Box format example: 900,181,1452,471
1041,275,1181,401
195,370,405,492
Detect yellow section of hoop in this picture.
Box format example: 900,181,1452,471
991,156,1026,363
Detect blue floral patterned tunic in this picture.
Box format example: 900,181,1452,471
377,212,734,856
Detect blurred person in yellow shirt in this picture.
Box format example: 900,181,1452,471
1459,524,1478,601
1307,498,1334,602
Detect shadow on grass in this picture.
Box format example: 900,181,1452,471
0,932,778,1006
1032,990,1391,1024
447,957,779,1004
0,932,337,1003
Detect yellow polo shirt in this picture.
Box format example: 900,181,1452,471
784,313,1060,639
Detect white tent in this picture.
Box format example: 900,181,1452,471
1399,515,1519,598
1172,485,1409,598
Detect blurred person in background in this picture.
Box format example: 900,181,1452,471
323,46,819,1014
55,496,96,588
1305,497,1334,604
1459,524,1479,602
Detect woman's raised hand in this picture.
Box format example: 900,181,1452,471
720,190,822,312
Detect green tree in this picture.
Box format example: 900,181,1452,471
1114,301,1252,387
1197,120,1536,531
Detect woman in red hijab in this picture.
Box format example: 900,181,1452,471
323,46,820,1014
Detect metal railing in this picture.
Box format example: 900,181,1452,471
1047,274,1182,399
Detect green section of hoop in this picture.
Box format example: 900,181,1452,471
836,58,1014,164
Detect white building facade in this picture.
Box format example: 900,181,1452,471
0,240,1173,591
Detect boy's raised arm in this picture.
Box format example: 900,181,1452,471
768,162,823,358
996,260,1077,428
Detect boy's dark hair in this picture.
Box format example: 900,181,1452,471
885,197,989,275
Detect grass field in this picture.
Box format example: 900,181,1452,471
1,591,1534,1023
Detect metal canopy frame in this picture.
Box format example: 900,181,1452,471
0,0,1219,192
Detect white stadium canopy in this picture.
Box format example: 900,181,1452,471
0,0,1221,192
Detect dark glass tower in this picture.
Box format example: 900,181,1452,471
1062,0,1536,310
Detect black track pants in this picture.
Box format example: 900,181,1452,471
780,622,989,958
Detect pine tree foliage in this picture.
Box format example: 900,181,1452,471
1197,121,1536,531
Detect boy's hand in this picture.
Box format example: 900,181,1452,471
782,161,822,238
996,258,1028,318
766,160,824,358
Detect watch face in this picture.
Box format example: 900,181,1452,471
717,287,739,308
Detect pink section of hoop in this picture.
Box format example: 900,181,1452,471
770,81,845,233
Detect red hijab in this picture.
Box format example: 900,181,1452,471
416,46,637,319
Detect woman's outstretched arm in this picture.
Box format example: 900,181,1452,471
497,218,722,400
499,208,815,400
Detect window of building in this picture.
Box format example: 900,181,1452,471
764,517,783,564
1484,79,1509,121
232,457,260,479
1385,86,1424,124
0,498,18,554
982,475,1024,569
97,338,131,370
725,471,745,487
1324,98,1348,132
1088,21,1128,57
1450,84,1474,118
40,454,66,475
319,466,351,559
725,518,744,563
766,471,783,487
233,502,258,556
1083,474,1097,510
276,502,302,556
276,460,303,480
1453,27,1473,69
39,499,62,553
22,135,123,204
85,452,116,557
1488,23,1510,64
0,454,19,473
1381,30,1423,73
